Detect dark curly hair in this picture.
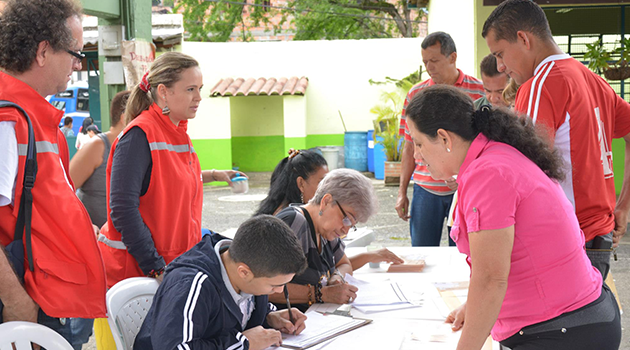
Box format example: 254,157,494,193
405,85,565,181
0,0,82,73
254,149,327,216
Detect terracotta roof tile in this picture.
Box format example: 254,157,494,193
210,76,308,97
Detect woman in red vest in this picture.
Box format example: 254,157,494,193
98,52,239,287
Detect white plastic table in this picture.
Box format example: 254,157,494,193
295,247,500,350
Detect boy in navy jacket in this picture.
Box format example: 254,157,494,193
134,215,308,350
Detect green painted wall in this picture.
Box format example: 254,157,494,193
231,136,285,172
229,96,285,171
230,96,284,137
80,0,120,18
192,138,233,170
284,137,307,153
476,0,495,78
543,7,629,36
306,134,344,149
192,134,345,173
613,138,626,195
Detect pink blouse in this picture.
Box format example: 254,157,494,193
451,134,602,341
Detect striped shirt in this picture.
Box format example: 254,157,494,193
515,54,630,241
400,69,485,194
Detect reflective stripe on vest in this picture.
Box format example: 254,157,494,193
148,142,195,153
17,141,59,156
97,233,126,250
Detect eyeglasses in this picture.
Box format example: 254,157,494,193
335,200,357,232
66,49,85,64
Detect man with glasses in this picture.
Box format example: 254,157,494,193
0,0,107,346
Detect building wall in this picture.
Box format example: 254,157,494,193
182,37,442,171
230,96,285,171
427,0,477,76
475,0,495,78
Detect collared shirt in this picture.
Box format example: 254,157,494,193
214,239,255,329
451,133,601,341
473,96,491,110
515,53,630,241
399,69,484,194
61,126,75,137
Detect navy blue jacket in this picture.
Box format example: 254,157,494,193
134,234,275,350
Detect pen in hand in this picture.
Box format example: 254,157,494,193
333,269,347,284
284,284,296,335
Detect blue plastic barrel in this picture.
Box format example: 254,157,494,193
374,135,385,179
344,131,368,171
367,130,375,173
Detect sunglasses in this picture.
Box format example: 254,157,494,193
335,200,357,232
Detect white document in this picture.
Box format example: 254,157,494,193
345,274,412,306
400,321,463,350
280,311,368,349
344,274,448,319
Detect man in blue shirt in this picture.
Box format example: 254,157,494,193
135,215,308,350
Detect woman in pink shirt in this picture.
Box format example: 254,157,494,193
404,85,620,350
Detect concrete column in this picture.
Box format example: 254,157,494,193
81,0,151,130
283,95,308,152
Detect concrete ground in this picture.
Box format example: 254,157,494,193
85,172,629,349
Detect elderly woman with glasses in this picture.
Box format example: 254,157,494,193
269,168,378,311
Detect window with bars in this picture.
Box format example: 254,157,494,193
555,33,630,102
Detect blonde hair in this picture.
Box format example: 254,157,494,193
502,78,519,107
125,52,199,124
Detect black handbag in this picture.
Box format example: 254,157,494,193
0,101,38,323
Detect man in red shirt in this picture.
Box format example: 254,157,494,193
396,31,484,246
0,0,107,345
483,0,630,279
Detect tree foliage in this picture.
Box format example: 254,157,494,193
175,0,279,42
289,0,424,40
175,0,426,42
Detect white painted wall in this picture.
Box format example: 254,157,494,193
427,0,477,77
183,38,430,138
283,96,307,138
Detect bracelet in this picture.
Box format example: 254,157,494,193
148,266,165,278
307,284,314,306
315,282,323,303
210,169,216,182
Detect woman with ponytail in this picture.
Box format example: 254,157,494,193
258,149,403,278
404,85,620,350
98,52,240,289
255,148,329,216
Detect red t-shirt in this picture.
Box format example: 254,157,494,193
399,69,484,194
515,54,630,241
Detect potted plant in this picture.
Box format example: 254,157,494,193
584,38,630,81
370,81,412,185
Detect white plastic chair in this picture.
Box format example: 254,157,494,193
106,277,160,350
0,321,73,350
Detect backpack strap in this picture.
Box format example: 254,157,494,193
0,100,37,272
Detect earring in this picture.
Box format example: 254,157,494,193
446,148,451,153
300,192,304,204
319,210,323,216
162,96,170,115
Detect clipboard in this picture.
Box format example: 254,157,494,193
280,312,372,350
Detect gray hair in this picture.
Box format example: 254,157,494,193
310,169,378,223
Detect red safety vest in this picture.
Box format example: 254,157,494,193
0,72,107,318
99,103,203,288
